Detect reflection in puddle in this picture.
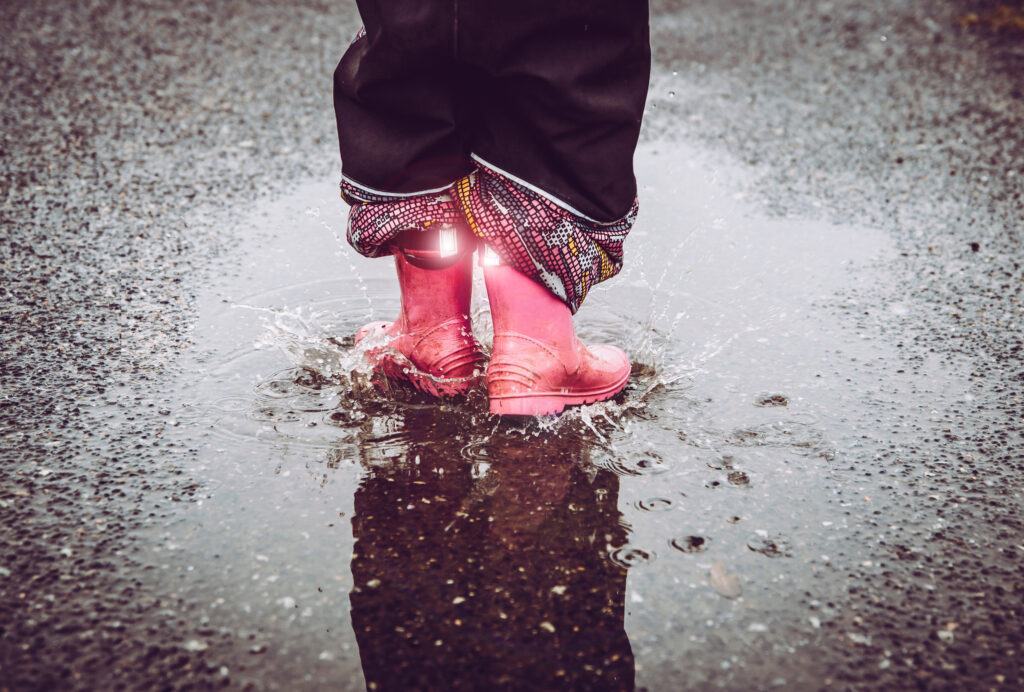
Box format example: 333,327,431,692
350,435,634,690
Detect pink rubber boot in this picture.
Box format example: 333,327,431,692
484,264,631,416
356,250,485,398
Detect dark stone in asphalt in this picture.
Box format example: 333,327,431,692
1,0,1021,689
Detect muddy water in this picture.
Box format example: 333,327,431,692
146,141,924,689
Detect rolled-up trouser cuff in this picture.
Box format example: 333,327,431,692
341,164,637,314
454,163,636,314
341,177,467,259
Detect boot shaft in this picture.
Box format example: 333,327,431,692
395,251,474,331
482,264,576,353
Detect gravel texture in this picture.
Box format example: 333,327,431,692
1,1,1021,689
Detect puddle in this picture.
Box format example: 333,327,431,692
139,140,957,689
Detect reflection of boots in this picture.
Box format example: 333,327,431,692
357,250,485,397
484,264,630,415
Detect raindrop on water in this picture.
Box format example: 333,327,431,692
636,497,674,512
608,546,656,568
670,535,710,553
746,533,793,558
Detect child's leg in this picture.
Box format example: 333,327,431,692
458,0,650,309
333,4,473,201
455,2,650,414
334,7,483,396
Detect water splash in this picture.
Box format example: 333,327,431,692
305,202,374,321
209,277,699,458
246,305,357,378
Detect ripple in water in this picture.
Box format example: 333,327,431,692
706,454,738,471
755,393,789,407
670,535,710,554
460,441,493,463
726,470,751,487
724,420,825,457
252,406,303,424
608,546,656,568
747,533,794,558
636,497,674,512
324,407,368,428
358,430,413,467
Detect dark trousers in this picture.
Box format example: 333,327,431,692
334,0,650,223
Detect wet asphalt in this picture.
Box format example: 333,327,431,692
2,1,1022,690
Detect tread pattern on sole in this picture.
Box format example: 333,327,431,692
488,374,630,416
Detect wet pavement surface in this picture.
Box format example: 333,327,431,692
2,1,1022,690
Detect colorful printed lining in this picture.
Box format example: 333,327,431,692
341,166,637,314
341,182,465,259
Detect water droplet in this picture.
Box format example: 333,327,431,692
746,533,793,558
636,497,674,512
670,535,709,553
727,471,750,486
608,546,655,568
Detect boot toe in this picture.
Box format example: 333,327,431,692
580,343,631,395
587,344,630,373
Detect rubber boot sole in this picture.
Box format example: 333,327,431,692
488,369,630,416
376,352,483,398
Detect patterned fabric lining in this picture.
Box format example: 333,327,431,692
341,166,637,313
342,181,466,259
455,163,635,313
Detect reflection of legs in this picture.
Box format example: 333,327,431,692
349,437,634,690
